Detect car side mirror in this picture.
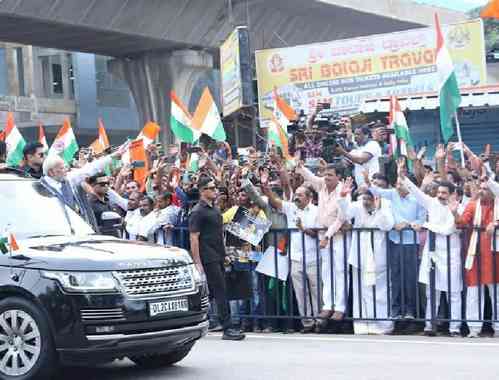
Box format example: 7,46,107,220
100,211,122,237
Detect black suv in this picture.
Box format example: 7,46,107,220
0,170,209,379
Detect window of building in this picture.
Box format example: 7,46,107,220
51,55,63,95
95,55,130,108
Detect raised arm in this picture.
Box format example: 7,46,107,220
397,157,432,210
295,161,324,193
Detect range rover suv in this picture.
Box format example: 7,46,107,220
0,170,209,380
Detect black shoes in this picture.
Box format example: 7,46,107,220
222,328,246,341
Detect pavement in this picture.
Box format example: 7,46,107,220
56,333,499,380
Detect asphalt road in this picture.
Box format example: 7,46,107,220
56,333,499,380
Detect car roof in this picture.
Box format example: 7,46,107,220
0,167,34,181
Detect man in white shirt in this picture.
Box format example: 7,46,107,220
336,126,381,186
262,182,320,333
398,159,462,336
338,178,395,335
138,192,180,245
124,191,143,240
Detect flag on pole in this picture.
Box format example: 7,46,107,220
268,89,296,160
481,0,499,18
435,13,462,143
170,91,200,143
274,88,297,128
4,112,26,166
137,121,160,148
38,123,49,153
268,114,291,159
49,118,79,164
90,118,110,154
192,87,226,142
389,96,413,157
0,232,19,254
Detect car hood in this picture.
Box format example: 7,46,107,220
9,235,193,271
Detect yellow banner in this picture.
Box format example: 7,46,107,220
255,19,486,127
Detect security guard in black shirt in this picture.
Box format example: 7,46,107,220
189,176,245,341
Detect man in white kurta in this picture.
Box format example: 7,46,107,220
338,180,394,335
400,168,462,335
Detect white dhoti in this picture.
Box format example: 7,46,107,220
320,234,350,313
352,266,393,334
290,261,320,328
419,233,462,333
466,285,499,334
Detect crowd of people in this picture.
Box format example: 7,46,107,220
1,113,499,339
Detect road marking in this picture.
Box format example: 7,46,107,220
207,333,499,347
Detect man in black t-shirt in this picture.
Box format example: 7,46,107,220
189,177,245,341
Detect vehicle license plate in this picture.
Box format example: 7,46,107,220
149,298,188,316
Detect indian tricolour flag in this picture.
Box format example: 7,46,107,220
4,112,26,166
389,96,413,157
49,118,79,164
90,118,110,154
170,91,200,143
0,232,19,254
192,87,226,142
38,123,49,153
137,121,160,147
268,90,297,159
435,13,461,143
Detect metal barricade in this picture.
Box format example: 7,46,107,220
144,225,499,334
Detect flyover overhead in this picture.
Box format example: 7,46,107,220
0,0,465,57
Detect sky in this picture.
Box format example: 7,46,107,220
411,0,489,12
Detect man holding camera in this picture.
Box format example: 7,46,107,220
336,126,382,186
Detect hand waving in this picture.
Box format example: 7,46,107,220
340,177,354,197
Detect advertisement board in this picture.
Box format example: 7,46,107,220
255,19,486,127
220,26,253,116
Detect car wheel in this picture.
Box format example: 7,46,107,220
130,342,195,368
0,297,56,380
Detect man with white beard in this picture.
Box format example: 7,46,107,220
398,158,462,336
338,177,394,335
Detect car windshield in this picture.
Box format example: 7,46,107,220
0,179,94,239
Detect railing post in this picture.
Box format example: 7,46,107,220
371,230,377,319
446,235,452,327
357,229,362,320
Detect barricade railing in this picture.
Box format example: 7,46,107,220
128,225,499,331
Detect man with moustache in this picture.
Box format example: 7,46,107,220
398,159,462,336
296,161,348,325
262,179,320,333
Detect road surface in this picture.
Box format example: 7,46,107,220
56,333,499,380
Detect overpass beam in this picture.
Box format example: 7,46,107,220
108,49,214,145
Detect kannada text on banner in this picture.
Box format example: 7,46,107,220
255,19,486,127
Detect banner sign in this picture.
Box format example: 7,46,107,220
225,207,272,246
255,19,486,127
220,26,253,116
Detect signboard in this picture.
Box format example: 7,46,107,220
220,26,253,116
255,19,486,127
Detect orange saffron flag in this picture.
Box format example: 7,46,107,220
9,234,19,251
481,0,499,18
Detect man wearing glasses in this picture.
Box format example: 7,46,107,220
189,176,246,341
21,142,45,179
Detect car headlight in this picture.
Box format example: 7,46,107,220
41,271,119,293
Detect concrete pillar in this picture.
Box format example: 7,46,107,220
108,49,214,145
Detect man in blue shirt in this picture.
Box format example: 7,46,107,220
368,174,426,322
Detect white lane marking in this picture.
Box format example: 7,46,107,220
207,333,499,347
